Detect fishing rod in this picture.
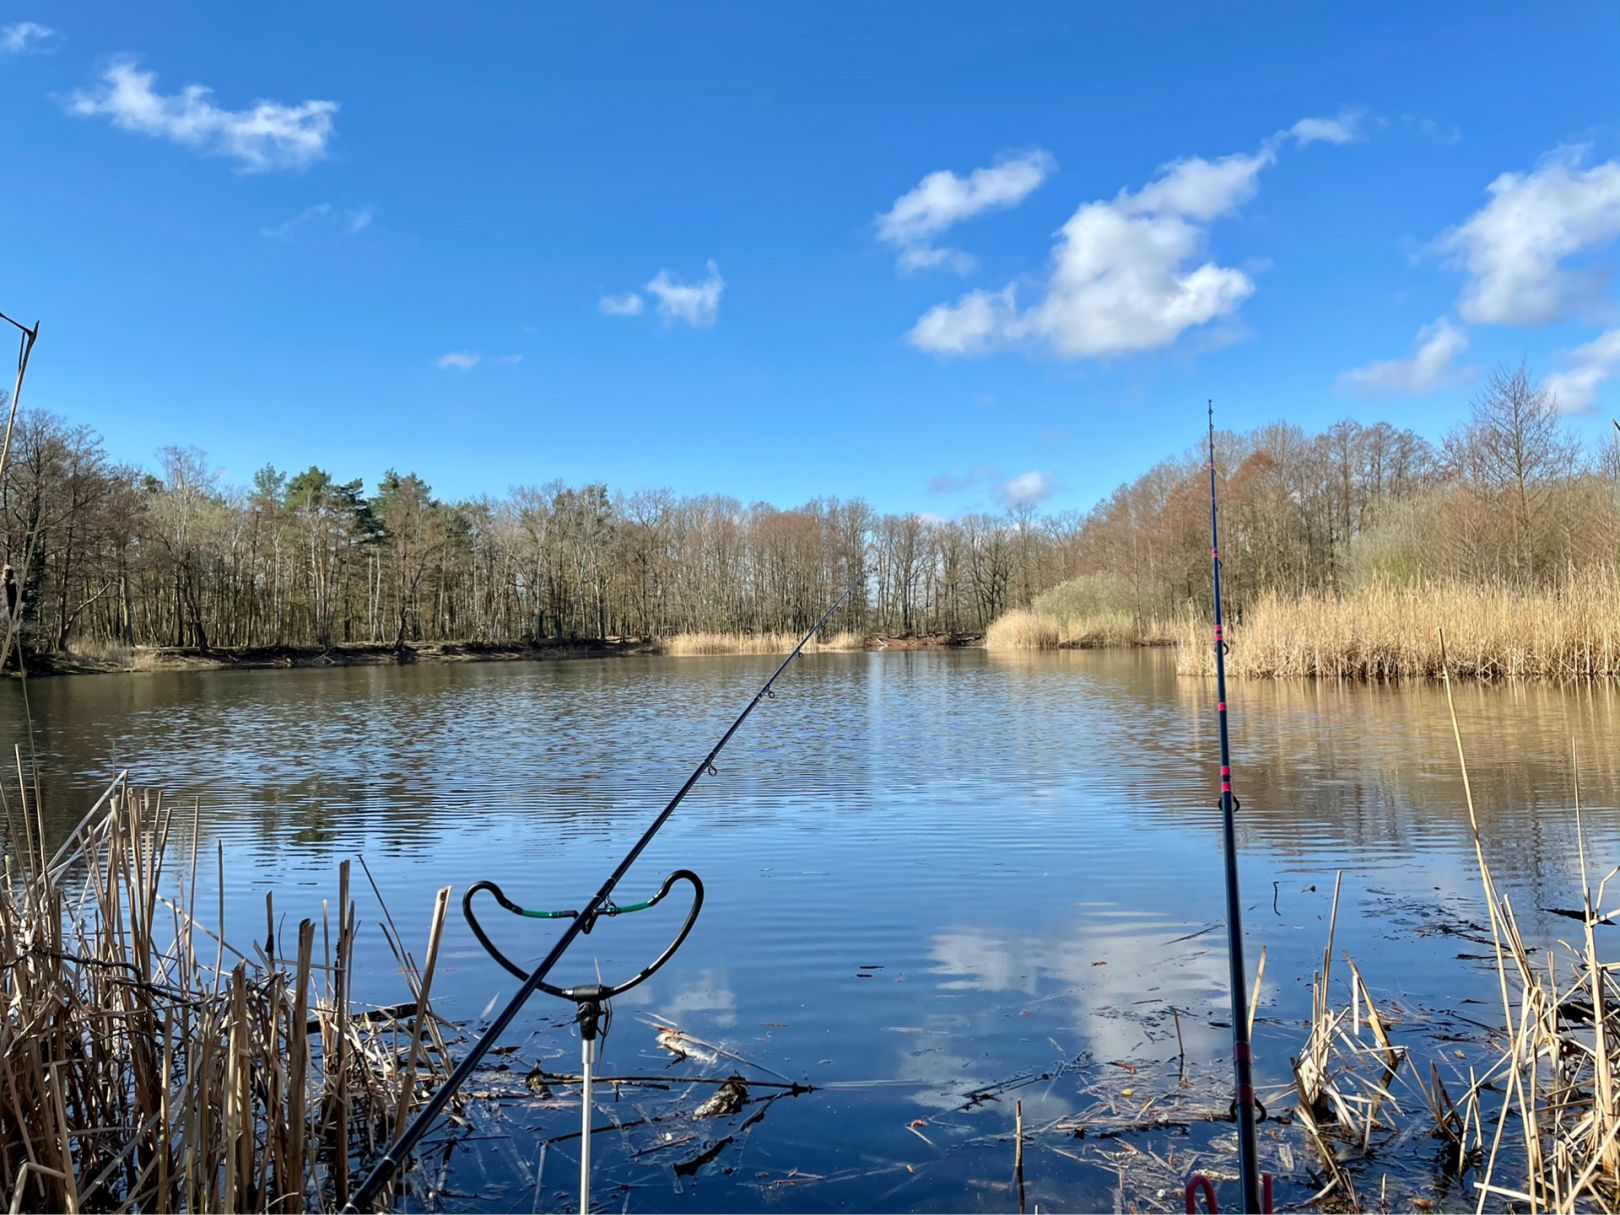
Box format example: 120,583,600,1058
1200,402,1265,1213
344,588,851,1213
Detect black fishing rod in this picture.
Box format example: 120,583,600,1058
344,589,851,1212
1206,402,1264,1213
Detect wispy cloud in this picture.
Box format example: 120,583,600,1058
928,465,1001,494
1337,317,1472,397
997,470,1055,507
434,350,523,371
598,291,645,317
643,260,724,327
601,261,725,327
897,244,977,275
1545,328,1620,414
1439,147,1620,326
1404,114,1461,146
927,465,1056,509
1288,108,1365,147
877,149,1054,275
69,58,337,172
259,202,373,242
1,21,58,53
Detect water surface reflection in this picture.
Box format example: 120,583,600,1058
6,650,1615,1210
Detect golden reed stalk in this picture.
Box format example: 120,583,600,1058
657,630,865,655
1176,569,1620,680
0,777,450,1212
984,608,1173,651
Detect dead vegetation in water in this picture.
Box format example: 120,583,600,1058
0,773,454,1212
1175,570,1620,681
1275,643,1620,1212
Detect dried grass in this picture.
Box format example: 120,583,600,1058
61,637,136,669
985,608,1172,651
656,630,865,656
0,773,451,1212
1176,569,1620,680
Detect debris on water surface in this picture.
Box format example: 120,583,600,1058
655,1026,720,1064
693,1077,749,1118
673,1137,733,1176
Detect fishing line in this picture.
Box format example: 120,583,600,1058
344,588,851,1212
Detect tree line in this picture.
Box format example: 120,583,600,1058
0,423,1085,654
1071,365,1618,627
2,363,1614,659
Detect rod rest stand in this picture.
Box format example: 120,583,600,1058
462,868,704,1001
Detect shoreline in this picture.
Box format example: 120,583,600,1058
12,632,986,679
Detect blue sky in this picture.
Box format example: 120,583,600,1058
3,3,1618,516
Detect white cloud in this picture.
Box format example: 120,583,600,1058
897,244,977,275
1118,148,1273,220
1336,317,1472,396
1289,109,1364,147
909,145,1275,359
1,21,58,53
1439,148,1620,326
1545,328,1620,414
598,291,645,317
69,59,337,172
909,285,1019,356
927,465,1055,508
998,470,1054,507
878,149,1054,274
434,351,522,371
259,202,373,242
644,260,724,327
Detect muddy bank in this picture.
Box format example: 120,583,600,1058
869,632,982,650
17,632,984,678
19,637,655,677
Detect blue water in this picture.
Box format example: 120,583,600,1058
8,650,1617,1211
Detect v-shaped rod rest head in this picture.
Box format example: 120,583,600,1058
463,868,704,1001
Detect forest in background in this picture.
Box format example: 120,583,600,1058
1,364,1615,663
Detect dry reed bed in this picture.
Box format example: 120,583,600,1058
984,608,1174,651
657,630,865,656
0,774,452,1212
1285,653,1620,1211
1176,572,1620,680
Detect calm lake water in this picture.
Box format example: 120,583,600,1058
8,650,1620,1211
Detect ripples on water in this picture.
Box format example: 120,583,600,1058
8,651,1619,1211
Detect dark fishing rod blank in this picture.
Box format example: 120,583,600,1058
1206,402,1265,1213
343,589,851,1212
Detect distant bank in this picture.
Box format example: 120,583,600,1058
14,632,985,678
